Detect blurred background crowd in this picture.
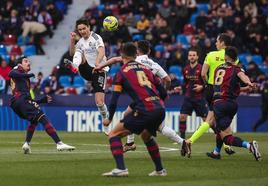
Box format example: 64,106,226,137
0,0,268,97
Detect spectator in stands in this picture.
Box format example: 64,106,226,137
7,9,22,35
46,2,62,30
38,8,54,38
29,0,41,20
158,0,171,19
0,13,8,34
32,72,43,95
196,11,208,30
136,14,150,34
0,59,12,93
248,33,266,56
155,19,172,43
41,74,64,95
147,0,158,19
169,42,187,67
1,0,15,19
183,0,197,17
246,61,265,83
114,18,131,42
22,21,47,55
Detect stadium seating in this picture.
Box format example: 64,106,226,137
154,44,165,53
190,13,199,26
0,45,8,56
132,34,144,41
197,4,210,13
17,35,30,46
169,65,183,79
109,65,120,77
73,75,85,88
59,75,72,87
176,34,189,48
55,0,68,14
10,45,22,56
251,55,263,66
23,45,37,56
1,55,11,63
4,35,17,45
238,54,249,66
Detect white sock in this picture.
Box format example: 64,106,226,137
97,104,109,120
160,125,184,144
127,134,135,144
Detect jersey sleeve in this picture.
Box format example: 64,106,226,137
95,35,105,49
152,62,168,79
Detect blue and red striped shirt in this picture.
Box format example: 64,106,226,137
108,61,166,120
213,63,242,101
183,63,203,99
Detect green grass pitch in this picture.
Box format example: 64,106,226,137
0,132,267,186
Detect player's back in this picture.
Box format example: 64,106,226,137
213,63,241,100
118,61,165,111
183,63,203,99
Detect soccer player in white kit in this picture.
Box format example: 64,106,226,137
94,40,188,153
66,18,110,134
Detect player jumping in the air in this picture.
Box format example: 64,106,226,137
65,18,110,134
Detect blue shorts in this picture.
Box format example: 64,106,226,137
213,100,238,131
121,108,165,136
180,97,208,118
10,96,44,123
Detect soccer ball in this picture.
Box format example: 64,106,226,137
103,16,118,31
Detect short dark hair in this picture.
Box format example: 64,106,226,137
137,40,150,54
225,46,238,61
188,47,200,56
15,55,27,64
75,18,89,28
218,33,232,46
121,42,137,58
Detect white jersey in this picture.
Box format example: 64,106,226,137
135,55,168,79
74,32,109,71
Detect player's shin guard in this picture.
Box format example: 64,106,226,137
189,122,210,143
109,136,126,170
39,115,61,143
160,125,184,144
223,135,249,149
179,120,186,139
97,103,109,120
145,138,163,171
25,123,37,143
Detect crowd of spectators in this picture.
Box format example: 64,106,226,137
54,0,268,95
1,0,268,96
0,0,72,94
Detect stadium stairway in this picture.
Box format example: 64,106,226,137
29,0,100,77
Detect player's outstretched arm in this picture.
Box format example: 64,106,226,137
237,72,254,87
69,32,76,56
94,56,123,72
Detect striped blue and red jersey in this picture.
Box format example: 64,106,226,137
8,66,34,99
108,61,166,120
213,63,242,101
183,63,203,99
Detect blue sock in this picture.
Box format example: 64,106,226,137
242,141,250,149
